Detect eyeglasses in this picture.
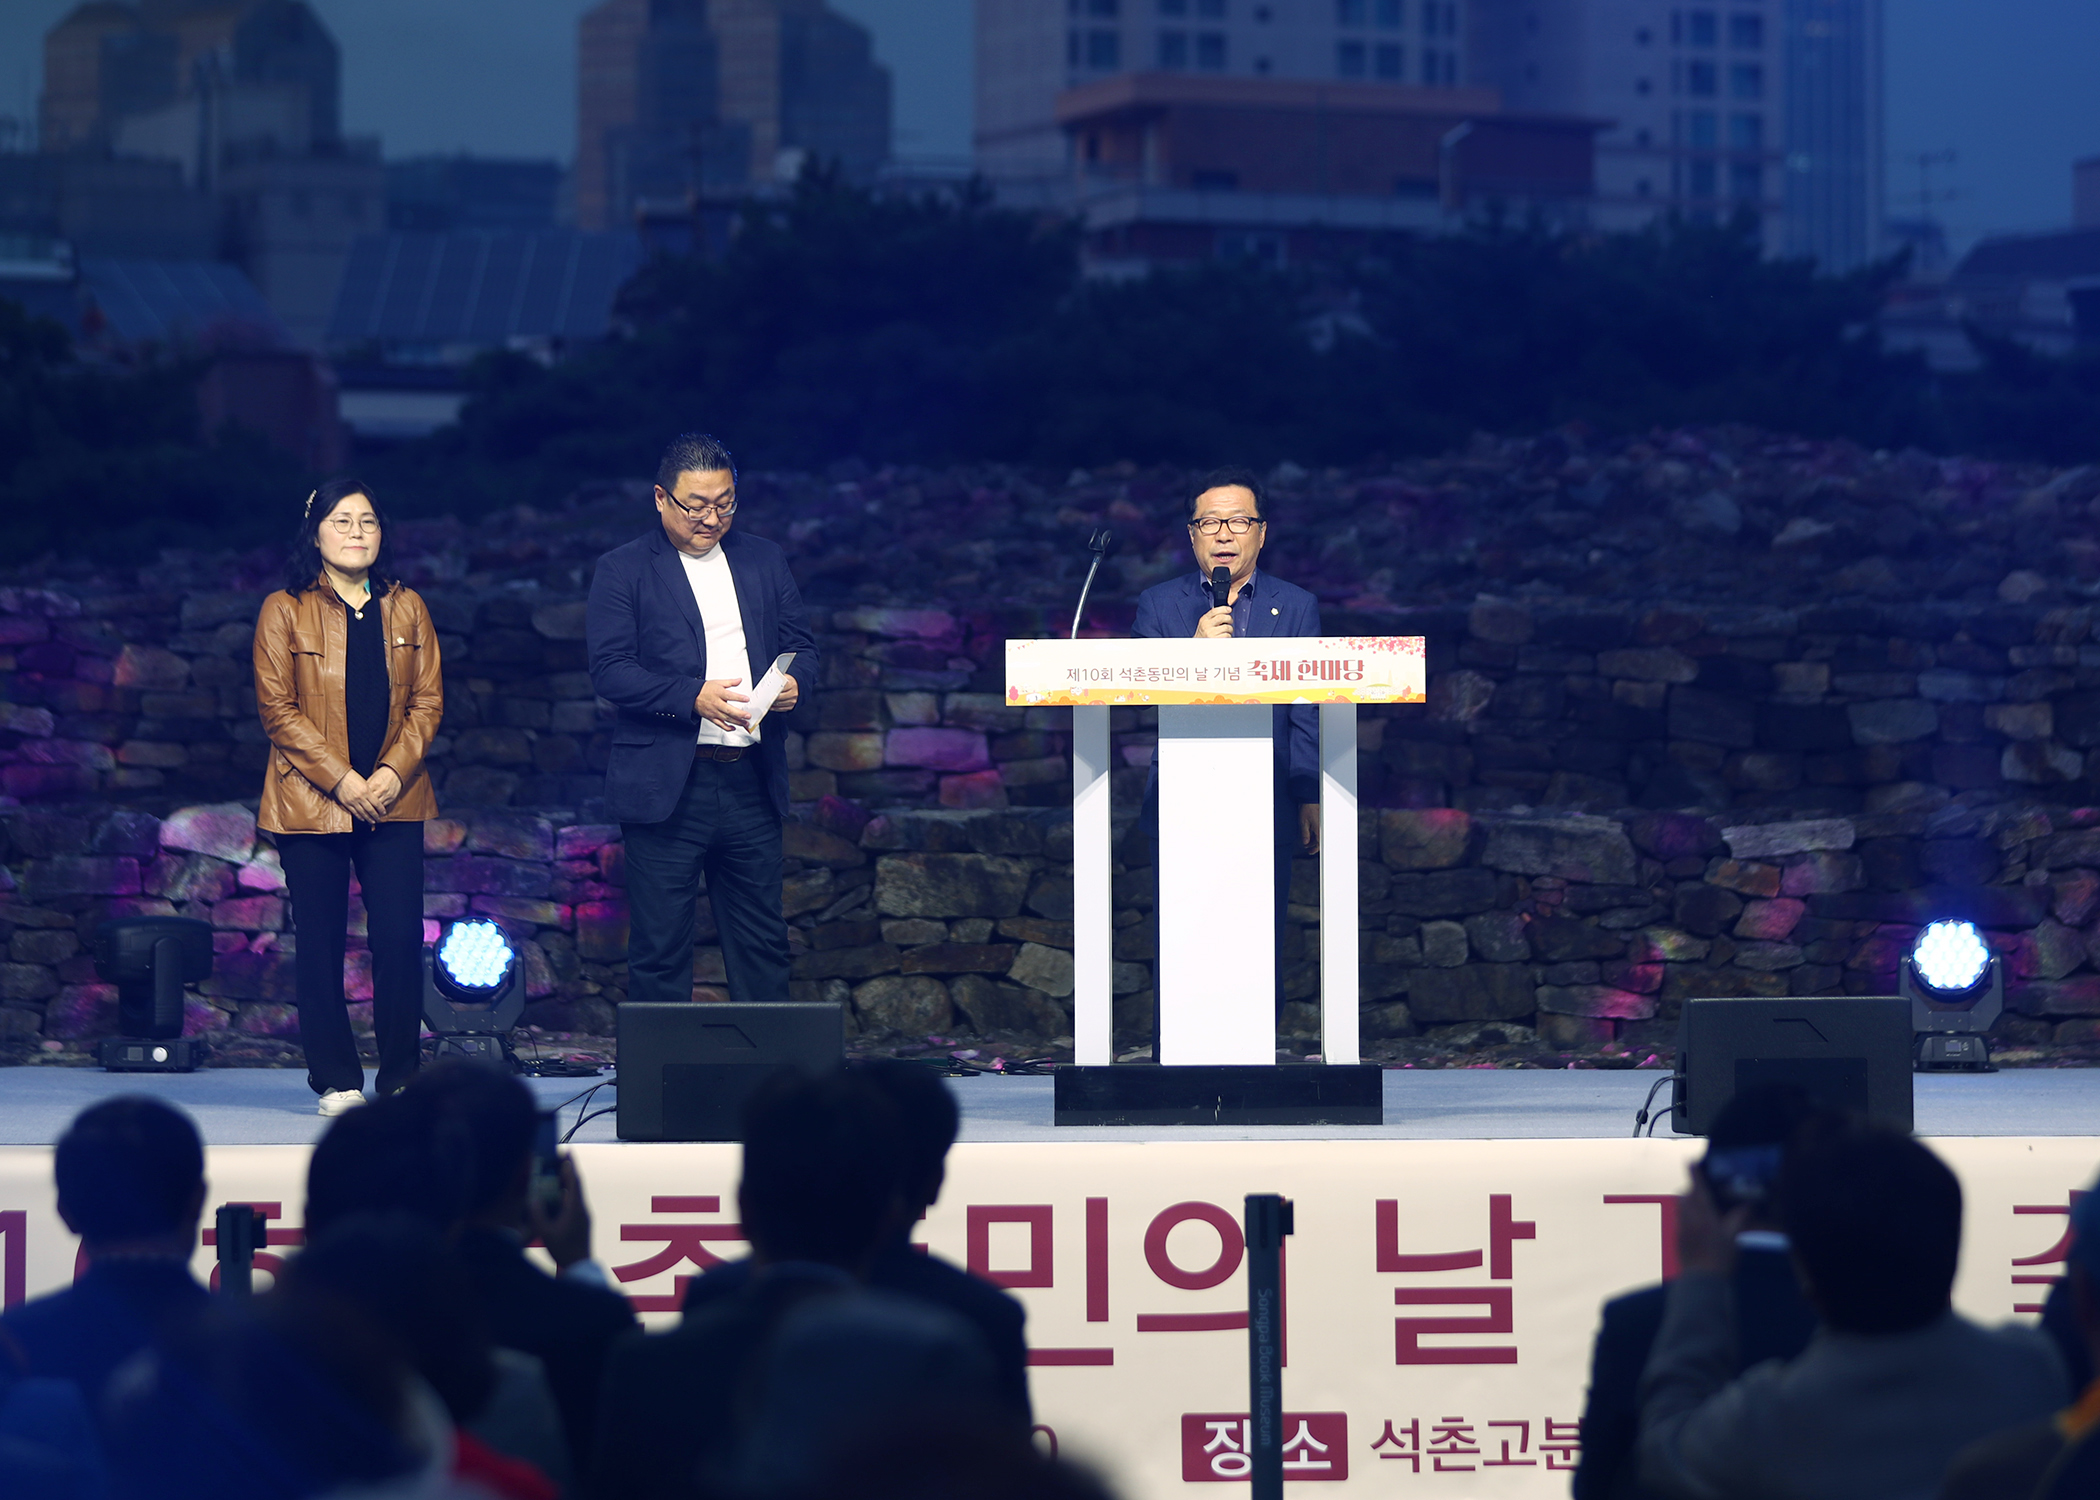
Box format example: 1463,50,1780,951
665,491,737,523
1189,516,1263,536
324,516,380,535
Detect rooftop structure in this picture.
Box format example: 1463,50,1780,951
978,0,1476,185
1055,71,1599,271
325,228,646,362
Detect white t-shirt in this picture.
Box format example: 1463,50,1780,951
679,544,757,746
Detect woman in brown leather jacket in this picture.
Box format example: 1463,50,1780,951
253,478,443,1115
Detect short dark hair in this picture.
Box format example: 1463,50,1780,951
656,433,738,492
1187,465,1267,521
54,1096,204,1241
401,1060,539,1216
286,477,399,599
738,1069,905,1268
854,1060,959,1211
1782,1120,1961,1335
304,1092,475,1240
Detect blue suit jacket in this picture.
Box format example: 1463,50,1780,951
1132,570,1322,806
0,1259,207,1422
586,525,817,824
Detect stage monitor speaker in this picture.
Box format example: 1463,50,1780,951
1672,996,1912,1136
615,1001,845,1141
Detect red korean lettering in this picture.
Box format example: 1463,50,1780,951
1181,1414,1347,1482
1379,1195,1533,1364
1483,1420,1537,1467
1541,1418,1582,1470
1022,1197,1114,1368
1086,1196,1109,1321
1370,1418,1421,1472
613,1194,744,1312
967,1205,1053,1288
1394,1287,1516,1364
2011,1193,2088,1314
0,1210,24,1308
1426,1417,1480,1472
1139,1201,1250,1334
1376,1195,1534,1276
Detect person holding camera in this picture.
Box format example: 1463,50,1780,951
1574,1085,1821,1500
1638,1116,2065,1500
253,479,443,1116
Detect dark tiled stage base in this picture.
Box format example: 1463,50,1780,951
1052,1064,1385,1127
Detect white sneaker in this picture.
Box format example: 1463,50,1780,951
317,1088,368,1117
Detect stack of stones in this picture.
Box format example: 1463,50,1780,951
6,794,2100,1065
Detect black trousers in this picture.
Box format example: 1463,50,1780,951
278,820,425,1096
622,754,790,1007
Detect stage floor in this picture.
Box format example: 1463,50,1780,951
0,1064,2093,1147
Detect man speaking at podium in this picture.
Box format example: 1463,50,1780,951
1133,467,1322,1017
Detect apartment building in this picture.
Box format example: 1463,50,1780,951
1469,0,1882,268
977,0,1473,182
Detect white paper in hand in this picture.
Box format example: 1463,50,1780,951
744,653,797,727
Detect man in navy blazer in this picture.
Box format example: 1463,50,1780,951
1132,467,1321,1017
586,433,817,1007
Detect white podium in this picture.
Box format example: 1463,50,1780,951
1007,636,1425,1124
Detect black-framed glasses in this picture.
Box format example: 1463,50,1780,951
1189,516,1262,536
665,491,737,523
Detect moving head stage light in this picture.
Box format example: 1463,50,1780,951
1902,918,2002,1072
422,918,524,1069
93,916,214,1071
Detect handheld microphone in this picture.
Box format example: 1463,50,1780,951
1211,566,1232,614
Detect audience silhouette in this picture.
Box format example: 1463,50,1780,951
18,1072,2100,1500
1577,1083,1822,1500
0,1097,209,1415
593,1066,1021,1500
1638,1116,2068,1500
398,1063,639,1473
679,1059,1032,1425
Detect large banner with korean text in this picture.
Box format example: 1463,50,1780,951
1,1137,2093,1498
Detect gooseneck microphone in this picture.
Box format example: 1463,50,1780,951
1211,566,1232,623
1070,528,1115,640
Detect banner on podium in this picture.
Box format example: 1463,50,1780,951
1006,637,1426,707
